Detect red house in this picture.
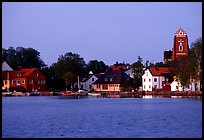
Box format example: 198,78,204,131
2,68,46,92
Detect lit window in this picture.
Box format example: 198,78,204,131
105,78,108,82
38,80,40,84
17,80,20,85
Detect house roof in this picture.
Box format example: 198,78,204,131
149,67,170,76
81,73,101,82
2,67,46,79
108,64,132,71
93,69,130,84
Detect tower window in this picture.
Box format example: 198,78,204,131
179,45,183,51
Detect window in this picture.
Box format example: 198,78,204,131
149,85,151,89
29,80,33,84
110,78,113,81
38,80,40,84
22,80,25,84
92,78,94,82
105,78,108,82
17,73,21,77
154,85,157,89
41,80,45,84
144,85,146,89
102,85,108,90
179,45,183,51
149,78,151,82
34,73,39,77
4,80,7,85
144,79,146,82
89,85,92,90
146,72,148,76
17,80,20,85
154,78,157,82
97,85,100,88
12,80,15,84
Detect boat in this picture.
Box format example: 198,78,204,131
88,92,102,97
62,92,76,96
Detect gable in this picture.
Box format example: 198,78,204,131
2,61,13,71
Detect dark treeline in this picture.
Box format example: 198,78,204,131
2,37,202,91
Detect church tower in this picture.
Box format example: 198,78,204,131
172,28,189,60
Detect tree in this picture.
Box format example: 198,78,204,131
2,46,46,70
132,56,144,89
169,56,190,89
86,60,108,74
51,52,86,91
189,37,202,81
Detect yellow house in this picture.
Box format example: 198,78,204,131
93,68,131,92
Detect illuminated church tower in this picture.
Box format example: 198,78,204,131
164,28,189,63
172,28,189,60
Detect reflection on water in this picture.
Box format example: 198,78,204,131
2,96,202,138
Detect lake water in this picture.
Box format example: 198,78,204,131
2,96,202,138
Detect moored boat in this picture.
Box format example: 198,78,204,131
88,92,102,97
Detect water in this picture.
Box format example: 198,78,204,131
2,96,202,138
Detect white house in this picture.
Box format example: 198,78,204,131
142,67,172,91
170,77,196,91
81,74,98,91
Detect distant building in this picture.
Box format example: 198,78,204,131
109,64,134,78
142,67,173,91
80,73,100,91
2,65,46,92
164,28,189,63
93,68,131,92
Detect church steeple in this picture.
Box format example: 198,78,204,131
172,28,189,60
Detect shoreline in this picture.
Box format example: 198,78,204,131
2,91,202,99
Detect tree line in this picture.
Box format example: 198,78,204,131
2,37,202,91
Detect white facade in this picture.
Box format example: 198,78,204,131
142,69,153,91
171,81,195,91
2,61,13,71
81,75,98,91
142,69,164,91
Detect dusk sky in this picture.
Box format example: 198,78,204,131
2,2,202,67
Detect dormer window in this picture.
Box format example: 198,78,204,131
34,73,39,77
17,73,21,77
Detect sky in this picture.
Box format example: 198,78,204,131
2,2,202,67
